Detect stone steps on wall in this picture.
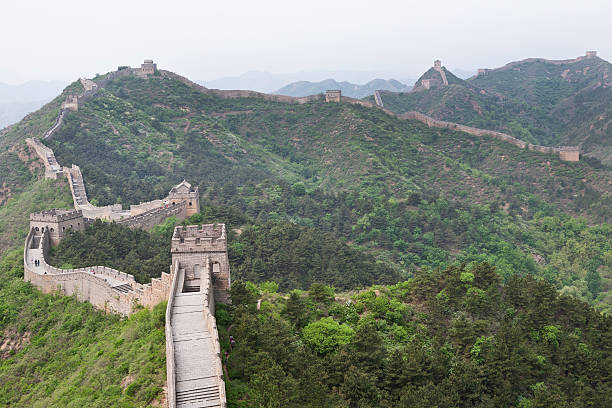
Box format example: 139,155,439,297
170,288,223,407
176,381,222,407
112,283,133,293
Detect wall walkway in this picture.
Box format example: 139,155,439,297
166,261,226,408
24,228,172,316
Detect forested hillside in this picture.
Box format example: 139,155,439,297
32,72,611,311
374,55,612,165
220,265,612,407
0,64,610,407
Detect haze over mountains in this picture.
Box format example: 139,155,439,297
0,80,67,129
275,78,411,98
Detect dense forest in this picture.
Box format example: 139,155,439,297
220,263,612,408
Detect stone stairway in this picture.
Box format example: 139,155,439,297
435,67,449,85
374,90,384,107
112,283,132,293
171,291,223,408
43,109,67,139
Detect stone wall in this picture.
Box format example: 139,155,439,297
26,138,64,179
171,224,231,304
24,228,173,316
117,202,187,229
398,111,579,162
130,199,164,216
165,259,179,408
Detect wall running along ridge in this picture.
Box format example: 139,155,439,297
158,70,580,162
24,227,173,315
23,62,229,407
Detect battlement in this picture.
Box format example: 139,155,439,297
325,90,342,102
30,208,83,223
140,59,157,76
172,224,226,253
558,146,580,152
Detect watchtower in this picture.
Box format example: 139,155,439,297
585,51,597,59
30,209,85,246
325,90,342,102
558,146,580,162
434,60,442,69
140,59,157,76
168,180,200,216
171,224,230,303
61,95,79,111
477,68,491,76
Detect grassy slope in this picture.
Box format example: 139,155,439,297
0,250,166,408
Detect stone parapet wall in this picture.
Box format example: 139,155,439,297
24,228,171,316
398,111,579,161
165,260,180,408
117,202,186,230
26,138,64,179
130,199,164,216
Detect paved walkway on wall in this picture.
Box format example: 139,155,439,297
25,231,135,289
170,272,223,407
374,90,384,107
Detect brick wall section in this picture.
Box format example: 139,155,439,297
24,228,173,316
397,111,579,161
116,201,187,229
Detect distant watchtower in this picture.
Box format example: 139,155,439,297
434,60,442,69
61,95,79,111
325,90,342,102
30,209,86,246
140,59,157,76
477,68,491,76
168,180,200,216
171,224,230,303
585,51,597,59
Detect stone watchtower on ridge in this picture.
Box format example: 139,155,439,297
168,180,200,217
141,59,157,75
30,209,86,246
171,224,230,303
325,90,342,102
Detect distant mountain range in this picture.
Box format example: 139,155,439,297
198,70,417,93
274,78,411,98
0,80,67,129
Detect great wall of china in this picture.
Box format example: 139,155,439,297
20,55,591,406
24,60,228,407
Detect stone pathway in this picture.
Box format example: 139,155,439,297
171,291,223,407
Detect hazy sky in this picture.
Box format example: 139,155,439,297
1,0,611,84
